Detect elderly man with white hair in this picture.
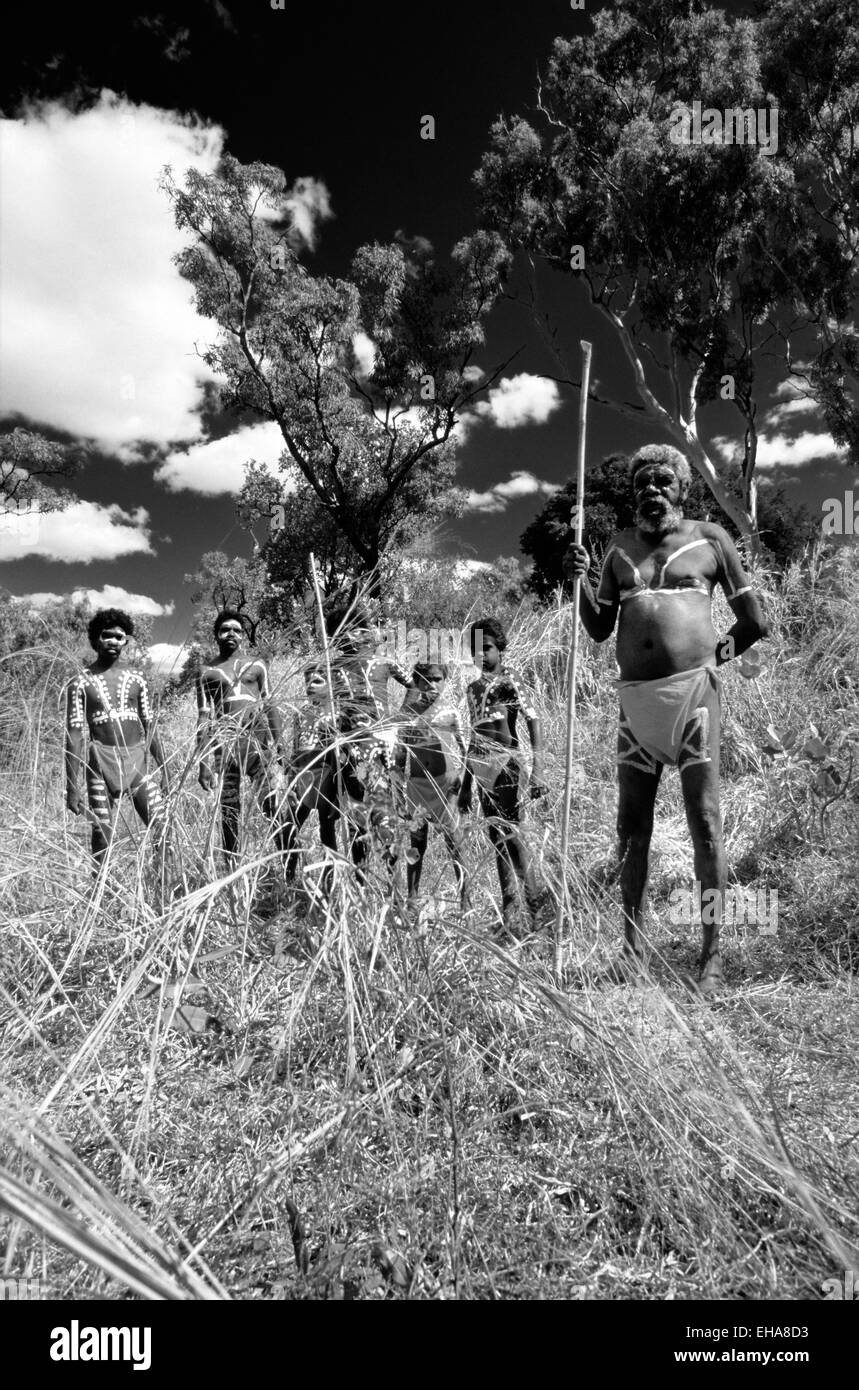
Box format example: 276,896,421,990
565,444,769,995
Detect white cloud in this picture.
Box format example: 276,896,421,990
452,412,478,444
772,372,813,400
712,427,847,471
364,373,559,447
148,642,187,675
155,422,286,494
284,177,333,251
756,431,847,468
453,559,491,578
398,555,490,580
19,585,173,616
0,500,154,563
453,372,562,444
765,396,820,426
764,376,820,428
352,331,377,378
252,173,334,252
0,94,226,456
473,374,561,429
464,470,559,514
494,473,558,500
0,95,333,459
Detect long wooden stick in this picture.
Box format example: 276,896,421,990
308,551,347,873
554,341,593,981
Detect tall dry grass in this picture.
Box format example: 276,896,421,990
1,545,857,1299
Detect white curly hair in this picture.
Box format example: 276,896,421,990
629,444,693,500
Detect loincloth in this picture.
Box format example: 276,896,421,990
616,666,720,774
87,742,149,798
469,743,518,797
289,749,338,809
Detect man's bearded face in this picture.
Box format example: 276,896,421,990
633,464,684,536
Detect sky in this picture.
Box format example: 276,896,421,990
1,0,856,670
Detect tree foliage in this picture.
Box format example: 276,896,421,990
183,550,269,648
473,0,859,538
1,428,79,513
237,452,466,631
384,552,532,634
760,0,859,458
162,157,509,577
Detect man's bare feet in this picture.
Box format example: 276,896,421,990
697,953,724,998
490,901,526,946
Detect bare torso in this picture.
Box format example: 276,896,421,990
69,665,150,749
602,522,726,680
199,657,270,732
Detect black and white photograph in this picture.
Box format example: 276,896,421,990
1,0,857,1335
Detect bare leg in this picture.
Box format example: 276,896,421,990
406,821,429,901
679,761,726,994
315,769,341,856
284,761,341,882
86,760,117,869
283,794,314,883
91,801,118,867
366,763,398,876
616,762,662,961
480,762,542,929
130,773,165,837
346,800,371,883
338,757,371,883
343,750,397,884
481,812,518,918
441,825,469,910
439,796,469,910
260,786,290,857
317,804,339,900
219,762,241,867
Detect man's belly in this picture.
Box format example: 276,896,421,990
616,593,717,680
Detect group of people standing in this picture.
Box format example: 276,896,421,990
64,596,549,935
64,444,771,992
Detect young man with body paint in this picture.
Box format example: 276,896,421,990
196,610,290,867
281,661,342,894
65,609,168,867
323,597,413,878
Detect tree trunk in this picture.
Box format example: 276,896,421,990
600,303,759,545
673,429,756,540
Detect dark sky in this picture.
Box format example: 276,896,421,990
1,1,853,649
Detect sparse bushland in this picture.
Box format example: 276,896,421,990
1,546,857,1300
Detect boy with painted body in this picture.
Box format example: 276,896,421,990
392,662,469,909
196,611,289,866
282,663,341,886
65,609,168,865
458,619,547,934
324,600,413,875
